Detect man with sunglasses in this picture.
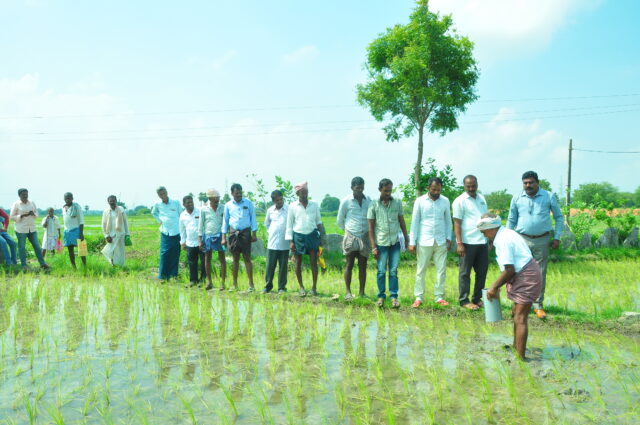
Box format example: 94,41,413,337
507,171,564,319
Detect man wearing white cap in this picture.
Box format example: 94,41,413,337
285,181,325,296
477,213,542,359
199,188,226,290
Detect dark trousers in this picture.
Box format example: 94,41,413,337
265,249,289,291
159,233,180,279
186,246,205,283
458,243,489,305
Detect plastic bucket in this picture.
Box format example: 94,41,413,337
482,288,503,322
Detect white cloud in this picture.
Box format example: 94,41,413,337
211,49,237,71
429,0,602,60
282,45,319,65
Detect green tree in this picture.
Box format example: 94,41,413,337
246,173,269,212
116,201,127,209
539,178,552,192
357,0,479,197
398,157,463,205
573,182,621,206
484,189,512,217
275,176,296,204
320,195,340,213
198,192,208,205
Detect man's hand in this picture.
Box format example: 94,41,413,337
551,239,560,249
408,245,416,254
456,242,465,257
372,247,380,260
486,287,498,300
221,235,227,246
446,240,452,251
289,241,296,253
106,236,113,243
181,243,186,250
79,232,84,241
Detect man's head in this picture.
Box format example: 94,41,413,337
378,178,393,201
477,213,502,241
230,183,243,202
47,207,54,217
271,190,284,209
427,177,443,200
64,192,74,206
351,176,365,198
156,186,169,203
18,188,28,202
207,188,221,207
463,175,478,197
295,182,308,201
107,195,117,209
183,195,194,213
521,171,539,196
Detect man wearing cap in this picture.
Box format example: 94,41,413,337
221,183,258,292
337,176,371,301
452,175,489,310
151,186,182,280
285,181,325,297
199,188,226,290
507,171,564,319
478,213,542,359
62,192,86,269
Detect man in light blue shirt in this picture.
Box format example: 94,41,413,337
151,186,182,280
507,171,564,318
221,183,258,291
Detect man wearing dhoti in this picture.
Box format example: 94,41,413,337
101,195,130,267
478,213,542,360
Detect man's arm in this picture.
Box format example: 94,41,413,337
486,265,516,300
444,202,452,250
368,219,378,259
179,218,187,247
78,205,85,240
453,218,465,256
336,198,347,230
550,193,564,247
408,199,420,251
0,209,9,232
151,204,161,224
506,197,518,230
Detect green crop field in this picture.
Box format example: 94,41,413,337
0,214,639,424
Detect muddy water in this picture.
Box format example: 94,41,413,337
0,279,637,424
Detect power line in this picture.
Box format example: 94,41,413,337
573,148,640,154
1,92,639,120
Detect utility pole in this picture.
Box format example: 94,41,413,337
566,139,573,225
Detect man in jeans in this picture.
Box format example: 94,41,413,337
409,177,452,308
9,188,49,270
367,178,408,308
0,207,18,265
452,175,489,310
507,170,564,319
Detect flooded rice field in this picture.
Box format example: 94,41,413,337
0,277,638,424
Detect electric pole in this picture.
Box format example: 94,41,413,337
567,139,573,225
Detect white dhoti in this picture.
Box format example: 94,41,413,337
101,234,126,266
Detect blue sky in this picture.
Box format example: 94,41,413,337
1,0,639,209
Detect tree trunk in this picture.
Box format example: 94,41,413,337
415,126,424,197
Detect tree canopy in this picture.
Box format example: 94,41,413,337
357,0,479,196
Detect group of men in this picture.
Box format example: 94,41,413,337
157,170,562,321
1,189,130,269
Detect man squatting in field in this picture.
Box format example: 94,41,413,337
368,178,408,308
151,186,182,280
285,181,325,297
507,170,564,320
479,213,542,359
221,183,258,292
452,176,489,310
337,176,371,301
262,189,289,294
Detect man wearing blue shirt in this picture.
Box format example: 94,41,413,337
151,186,183,281
221,183,258,291
507,171,564,319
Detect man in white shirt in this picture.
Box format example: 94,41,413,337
452,175,489,310
262,190,289,294
285,181,325,297
409,177,452,307
62,192,86,268
10,188,49,270
337,177,371,301
180,195,205,288
478,213,542,359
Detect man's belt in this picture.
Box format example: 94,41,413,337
519,231,549,239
